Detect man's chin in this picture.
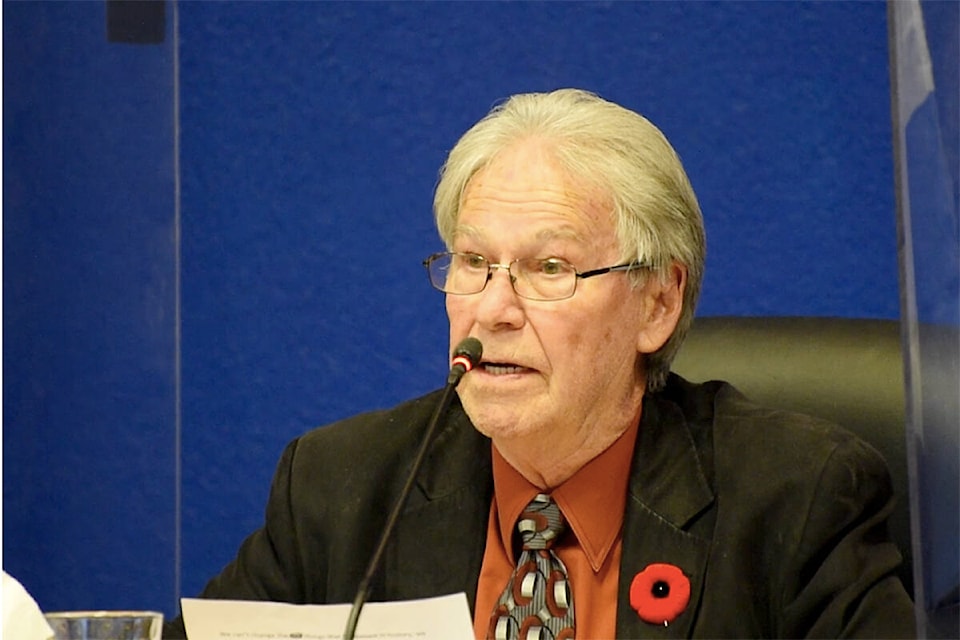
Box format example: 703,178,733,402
460,396,541,442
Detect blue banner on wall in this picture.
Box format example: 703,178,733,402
889,0,960,636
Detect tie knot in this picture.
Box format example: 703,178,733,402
517,493,566,550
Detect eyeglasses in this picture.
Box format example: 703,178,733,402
422,251,647,302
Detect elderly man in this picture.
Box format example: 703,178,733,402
165,89,914,638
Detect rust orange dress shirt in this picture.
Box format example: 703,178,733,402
472,419,641,640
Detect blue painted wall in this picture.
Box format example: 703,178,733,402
5,0,903,619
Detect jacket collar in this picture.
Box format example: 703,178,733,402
615,386,716,638
383,396,493,606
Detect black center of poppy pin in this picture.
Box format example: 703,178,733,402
652,580,671,598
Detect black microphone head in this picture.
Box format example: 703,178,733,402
452,336,483,368
447,337,483,386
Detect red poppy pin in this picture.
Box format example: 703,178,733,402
629,563,691,626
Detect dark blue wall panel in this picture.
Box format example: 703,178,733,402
3,0,178,616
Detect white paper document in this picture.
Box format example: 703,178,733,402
181,593,474,640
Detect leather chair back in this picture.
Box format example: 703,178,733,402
671,316,912,593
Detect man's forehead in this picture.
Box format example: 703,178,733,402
452,222,588,245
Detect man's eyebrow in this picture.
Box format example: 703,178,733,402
535,227,584,243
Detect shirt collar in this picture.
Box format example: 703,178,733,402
491,418,640,572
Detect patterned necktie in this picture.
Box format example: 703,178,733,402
488,493,576,640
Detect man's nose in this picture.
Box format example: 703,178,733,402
474,263,525,328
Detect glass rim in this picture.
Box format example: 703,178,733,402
44,611,163,619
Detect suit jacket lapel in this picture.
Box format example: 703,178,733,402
616,393,715,638
383,400,493,609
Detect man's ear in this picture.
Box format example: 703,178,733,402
636,262,687,354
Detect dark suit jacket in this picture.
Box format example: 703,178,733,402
165,375,915,638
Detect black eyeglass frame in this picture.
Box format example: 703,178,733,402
422,251,650,302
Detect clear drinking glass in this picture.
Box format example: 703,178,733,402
43,611,163,640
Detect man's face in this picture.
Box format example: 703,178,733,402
447,139,650,450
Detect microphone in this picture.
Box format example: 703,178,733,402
342,337,483,640
447,336,483,385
